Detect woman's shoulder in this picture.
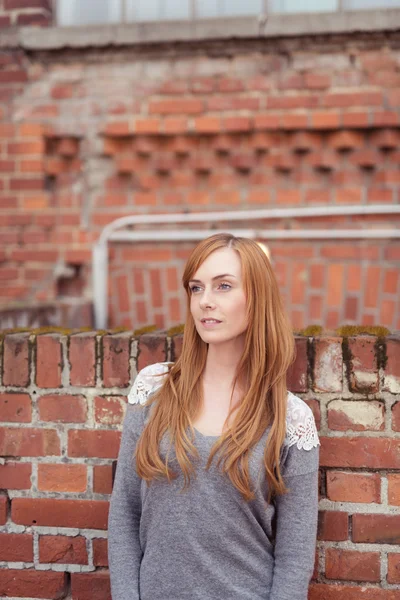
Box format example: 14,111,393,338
284,391,320,451
127,362,173,405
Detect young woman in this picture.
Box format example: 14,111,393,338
108,233,320,600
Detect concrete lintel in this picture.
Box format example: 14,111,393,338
1,9,399,50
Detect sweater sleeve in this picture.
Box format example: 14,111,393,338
107,403,145,600
269,395,320,600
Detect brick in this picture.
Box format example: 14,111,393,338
0,532,33,562
384,337,400,394
137,333,167,371
12,498,109,529
0,69,28,83
68,429,121,459
39,535,88,564
320,437,400,469
71,572,111,600
388,474,400,506
0,392,31,422
313,337,343,392
304,73,331,89
38,464,87,492
309,584,400,600
347,335,379,393
328,399,384,431
93,538,108,566
223,116,252,132
342,111,370,127
371,129,400,150
353,514,400,544
325,548,380,582
194,116,221,133
0,462,31,490
388,553,400,584
8,140,45,155
286,336,308,392
0,427,60,457
38,394,87,423
317,511,348,541
102,333,130,387
254,113,280,130
36,335,62,388
0,569,67,599
93,465,113,494
69,333,96,386
373,110,399,126
3,333,30,386
0,15,11,26
149,99,203,115
311,112,340,129
134,118,161,134
326,471,380,503
0,494,7,525
171,334,183,362
94,396,125,425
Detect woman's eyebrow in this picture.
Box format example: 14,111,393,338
189,273,237,283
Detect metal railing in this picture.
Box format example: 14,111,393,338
55,0,400,27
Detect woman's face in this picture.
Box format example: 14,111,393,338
189,247,248,346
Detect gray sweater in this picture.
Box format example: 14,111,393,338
108,363,320,600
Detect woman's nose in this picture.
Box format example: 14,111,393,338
199,290,215,310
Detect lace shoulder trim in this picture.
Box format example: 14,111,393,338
128,368,320,451
285,391,320,451
127,362,171,405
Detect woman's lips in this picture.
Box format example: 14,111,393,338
200,318,222,328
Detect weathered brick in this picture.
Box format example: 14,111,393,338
309,584,400,600
102,333,131,388
69,333,96,386
0,533,33,562
347,335,379,392
0,494,8,525
94,396,125,425
137,333,167,371
286,336,308,392
0,462,32,489
3,333,30,387
320,437,400,469
38,464,87,492
327,400,384,431
93,465,113,495
353,514,400,544
326,471,380,503
317,510,348,541
313,337,343,392
39,535,88,564
325,548,380,582
388,474,400,506
71,572,111,600
383,336,400,393
0,570,67,599
36,335,62,388
38,394,87,423
0,427,60,457
93,538,108,566
388,553,400,584
68,429,121,459
0,392,31,422
12,498,109,529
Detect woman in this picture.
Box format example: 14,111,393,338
108,233,320,600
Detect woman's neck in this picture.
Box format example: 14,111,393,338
203,338,244,386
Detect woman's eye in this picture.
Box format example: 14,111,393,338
219,283,231,290
190,285,201,293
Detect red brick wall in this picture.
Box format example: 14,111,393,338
0,331,399,599
0,30,399,330
0,0,53,27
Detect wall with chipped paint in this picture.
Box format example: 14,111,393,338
0,330,399,599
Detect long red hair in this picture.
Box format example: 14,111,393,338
135,233,295,502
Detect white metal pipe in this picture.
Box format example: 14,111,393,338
98,205,400,244
109,228,400,242
93,205,400,329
